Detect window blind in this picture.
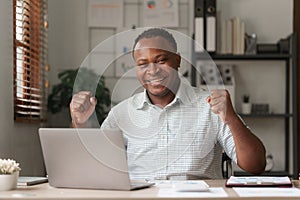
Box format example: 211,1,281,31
13,0,48,123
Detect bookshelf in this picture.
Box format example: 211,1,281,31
191,33,298,179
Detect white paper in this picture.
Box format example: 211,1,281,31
143,0,179,27
172,180,209,192
88,0,123,27
158,188,228,198
154,180,227,197
227,176,292,185
234,187,300,197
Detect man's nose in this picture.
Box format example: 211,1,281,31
148,62,160,74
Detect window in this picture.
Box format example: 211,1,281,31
13,0,48,123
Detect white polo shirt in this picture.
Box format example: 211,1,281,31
101,79,237,180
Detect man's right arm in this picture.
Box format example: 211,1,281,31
70,91,97,128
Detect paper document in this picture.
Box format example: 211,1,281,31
234,187,300,197
226,176,292,187
88,0,123,27
158,188,228,198
142,0,179,27
154,180,227,197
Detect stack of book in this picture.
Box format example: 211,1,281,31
219,16,245,55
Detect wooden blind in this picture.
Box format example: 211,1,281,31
13,0,48,123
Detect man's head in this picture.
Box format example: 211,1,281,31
132,28,177,54
132,28,181,101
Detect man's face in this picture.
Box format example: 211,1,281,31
133,36,181,98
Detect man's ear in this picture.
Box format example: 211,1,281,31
176,53,181,68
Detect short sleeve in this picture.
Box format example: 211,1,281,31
100,108,120,130
217,119,237,164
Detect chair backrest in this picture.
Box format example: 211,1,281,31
222,152,233,179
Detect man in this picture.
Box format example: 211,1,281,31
70,28,266,180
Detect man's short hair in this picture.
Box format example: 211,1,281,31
132,28,177,54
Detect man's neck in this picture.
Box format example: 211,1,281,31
148,92,176,108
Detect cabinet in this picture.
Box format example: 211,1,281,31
191,33,298,179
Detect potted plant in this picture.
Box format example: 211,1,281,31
47,68,111,125
241,94,251,114
0,159,21,191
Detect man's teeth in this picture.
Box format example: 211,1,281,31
149,78,164,83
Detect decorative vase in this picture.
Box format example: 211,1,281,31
241,103,252,114
0,171,19,191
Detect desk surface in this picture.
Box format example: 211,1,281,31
1,180,300,200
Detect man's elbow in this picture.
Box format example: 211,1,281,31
251,146,267,174
250,158,267,175
238,156,266,175
250,160,266,175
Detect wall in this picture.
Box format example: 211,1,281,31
48,0,89,83
47,0,90,127
0,0,45,176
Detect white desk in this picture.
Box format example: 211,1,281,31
0,180,300,200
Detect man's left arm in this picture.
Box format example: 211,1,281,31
208,89,266,174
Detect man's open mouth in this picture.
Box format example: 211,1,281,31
146,77,166,86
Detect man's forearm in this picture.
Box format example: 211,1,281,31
227,114,266,174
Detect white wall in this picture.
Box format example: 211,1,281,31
48,0,89,83
47,0,90,127
0,0,45,176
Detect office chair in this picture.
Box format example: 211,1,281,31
222,152,233,179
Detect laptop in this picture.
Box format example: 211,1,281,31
39,128,154,190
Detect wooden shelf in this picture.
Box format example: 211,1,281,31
194,53,291,61
238,113,294,118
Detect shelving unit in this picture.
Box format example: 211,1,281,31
191,33,298,179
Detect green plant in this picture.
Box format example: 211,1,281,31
47,68,111,124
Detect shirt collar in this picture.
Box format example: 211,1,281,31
135,90,152,110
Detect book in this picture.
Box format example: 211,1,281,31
205,0,217,52
225,19,232,54
225,176,293,187
219,19,227,54
240,21,245,54
231,16,240,55
194,0,204,52
17,176,48,186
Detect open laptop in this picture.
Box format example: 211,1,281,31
39,128,154,190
